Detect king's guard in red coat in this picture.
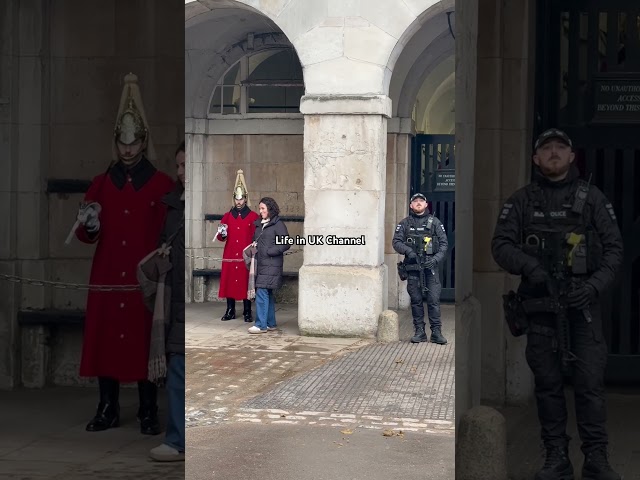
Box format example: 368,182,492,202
75,73,174,435
216,170,259,322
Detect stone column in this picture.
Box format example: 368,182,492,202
0,0,17,390
474,0,535,406
386,117,414,310
455,0,482,423
185,127,206,303
298,95,390,337
0,0,51,389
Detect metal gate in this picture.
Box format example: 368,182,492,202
535,0,640,382
410,134,455,302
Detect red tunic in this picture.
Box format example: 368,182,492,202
217,207,259,300
76,159,174,382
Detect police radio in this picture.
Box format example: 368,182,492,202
572,174,591,215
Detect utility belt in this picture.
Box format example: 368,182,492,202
503,292,563,337
397,254,435,280
503,289,592,337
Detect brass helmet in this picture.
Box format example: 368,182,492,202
112,73,156,162
233,169,250,206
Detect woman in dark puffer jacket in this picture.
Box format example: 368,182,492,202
247,197,290,334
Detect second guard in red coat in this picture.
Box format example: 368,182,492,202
216,170,259,322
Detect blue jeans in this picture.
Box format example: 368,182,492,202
164,354,185,452
255,288,276,330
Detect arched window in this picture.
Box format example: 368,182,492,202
209,48,304,116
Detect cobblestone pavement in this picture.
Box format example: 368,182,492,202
0,387,184,480
187,301,456,480
186,302,454,435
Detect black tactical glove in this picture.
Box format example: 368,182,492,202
527,265,549,286
567,283,597,310
423,257,436,269
406,251,418,263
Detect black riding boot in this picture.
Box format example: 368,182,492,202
243,299,253,322
137,380,161,435
535,446,574,480
86,377,120,432
411,323,428,343
221,298,236,321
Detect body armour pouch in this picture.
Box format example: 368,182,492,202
566,232,588,275
397,261,408,281
423,234,434,255
503,291,529,337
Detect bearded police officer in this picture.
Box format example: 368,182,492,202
491,129,623,480
393,193,448,344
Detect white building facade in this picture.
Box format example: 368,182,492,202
185,0,456,336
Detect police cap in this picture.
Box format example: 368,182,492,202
534,128,573,150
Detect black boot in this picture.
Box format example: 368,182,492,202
86,377,120,432
430,327,448,344
243,299,253,322
137,380,161,435
535,446,574,480
221,298,236,321
411,324,428,343
582,447,621,480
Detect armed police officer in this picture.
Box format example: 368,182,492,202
393,193,448,344
491,129,623,480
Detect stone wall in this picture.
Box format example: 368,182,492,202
190,134,305,302
473,0,536,405
189,131,411,311
0,0,184,388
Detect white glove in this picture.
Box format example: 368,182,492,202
78,203,101,233
217,223,228,238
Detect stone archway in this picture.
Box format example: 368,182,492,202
383,1,455,309
185,1,306,305
185,0,458,339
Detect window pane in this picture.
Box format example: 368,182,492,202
223,62,241,85
209,86,222,114
222,85,241,114
247,86,303,113
248,50,303,82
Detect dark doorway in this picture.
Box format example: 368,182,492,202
410,134,455,302
534,0,640,382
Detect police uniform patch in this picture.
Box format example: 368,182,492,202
440,224,446,233
499,203,513,221
395,224,401,232
605,203,617,221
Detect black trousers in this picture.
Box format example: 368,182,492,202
525,305,608,453
407,269,442,329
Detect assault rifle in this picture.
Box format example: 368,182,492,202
403,233,434,296
521,231,591,376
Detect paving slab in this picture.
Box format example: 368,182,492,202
0,387,184,479
499,389,640,480
187,423,454,480
186,301,455,479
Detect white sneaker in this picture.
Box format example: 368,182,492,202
149,443,185,462
267,327,277,331
248,326,267,334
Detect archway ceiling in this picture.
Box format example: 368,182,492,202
389,10,454,118
186,7,281,52
415,60,454,129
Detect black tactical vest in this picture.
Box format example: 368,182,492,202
406,215,439,256
522,180,601,276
